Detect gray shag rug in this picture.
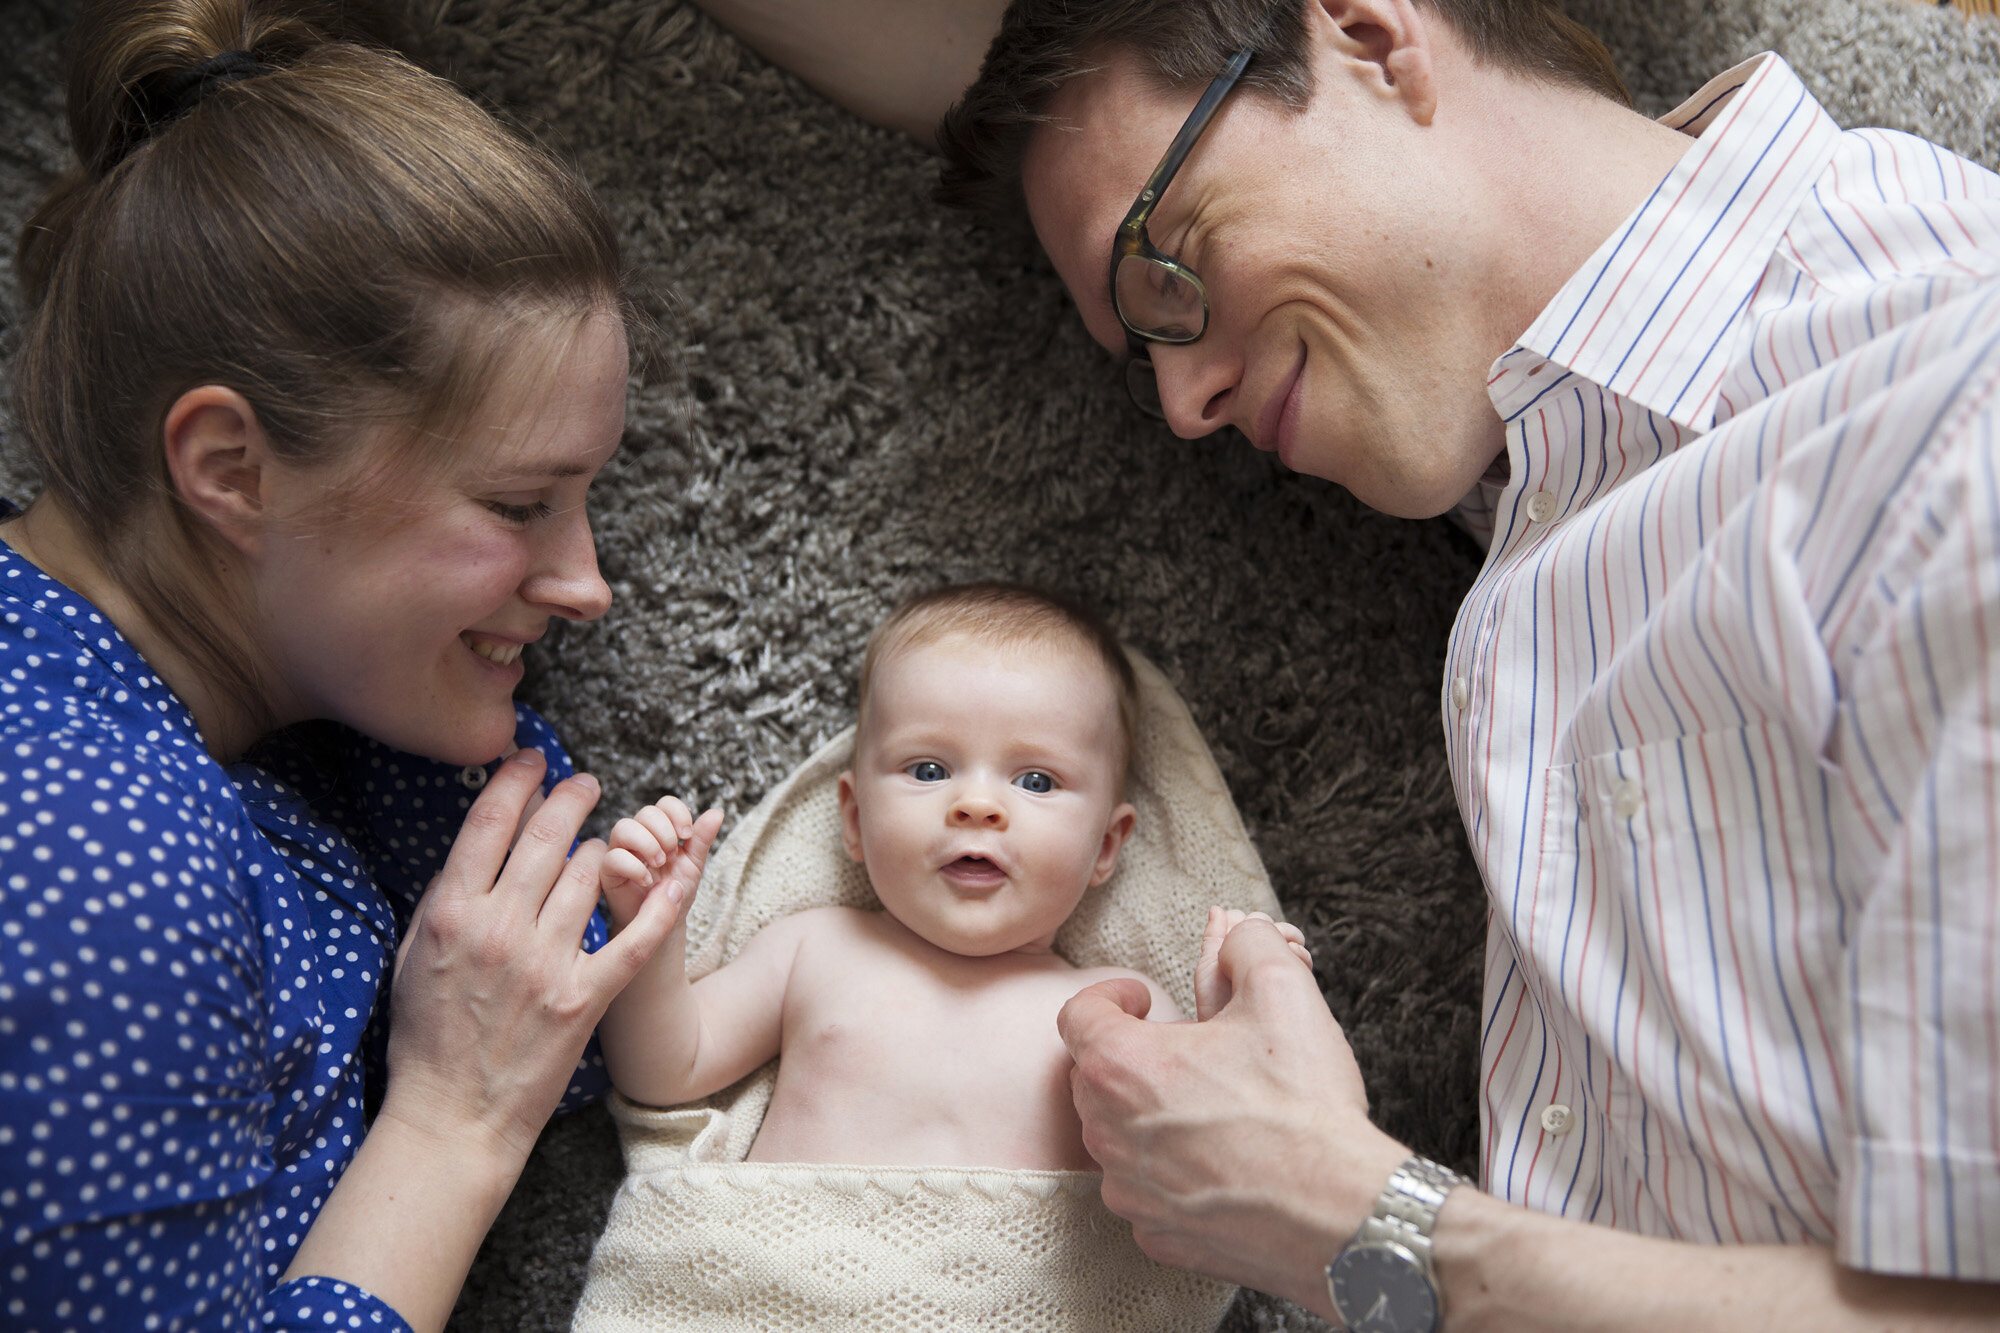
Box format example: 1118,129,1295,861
2,1,1994,1327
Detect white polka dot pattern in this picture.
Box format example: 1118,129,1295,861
0,521,609,1330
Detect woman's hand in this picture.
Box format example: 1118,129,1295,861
378,747,681,1163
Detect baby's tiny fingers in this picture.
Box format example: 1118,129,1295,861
1275,921,1307,946
652,794,695,839
632,806,682,864
602,846,654,886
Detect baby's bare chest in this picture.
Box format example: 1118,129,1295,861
777,951,1085,1107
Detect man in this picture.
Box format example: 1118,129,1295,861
699,0,2000,1326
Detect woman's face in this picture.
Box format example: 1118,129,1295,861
252,311,626,765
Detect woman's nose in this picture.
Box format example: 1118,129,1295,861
526,506,612,622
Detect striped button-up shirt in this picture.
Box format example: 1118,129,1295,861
1450,52,2000,1279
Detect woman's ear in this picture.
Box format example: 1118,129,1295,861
161,385,274,557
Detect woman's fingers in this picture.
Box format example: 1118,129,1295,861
436,747,551,900
537,835,609,942
586,862,685,993
487,771,602,919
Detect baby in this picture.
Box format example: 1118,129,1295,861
595,583,1184,1169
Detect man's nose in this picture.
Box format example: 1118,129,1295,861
1150,340,1238,440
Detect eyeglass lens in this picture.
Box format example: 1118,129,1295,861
1114,253,1205,344
1124,352,1165,419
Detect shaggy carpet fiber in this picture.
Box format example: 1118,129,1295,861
1,0,1994,1327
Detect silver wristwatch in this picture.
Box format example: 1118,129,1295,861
1325,1154,1466,1333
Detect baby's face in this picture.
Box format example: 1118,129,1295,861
839,632,1135,956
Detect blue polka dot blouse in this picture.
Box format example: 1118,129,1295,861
0,526,610,1331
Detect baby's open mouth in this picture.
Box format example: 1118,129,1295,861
461,633,523,666
943,855,1005,887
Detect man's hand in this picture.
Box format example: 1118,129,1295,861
1058,915,1408,1312
1193,906,1313,1020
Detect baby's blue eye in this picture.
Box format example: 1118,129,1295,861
1013,771,1056,794
908,761,948,782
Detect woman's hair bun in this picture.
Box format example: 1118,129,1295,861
64,0,416,175
16,0,416,304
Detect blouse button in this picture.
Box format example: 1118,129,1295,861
1450,675,1470,711
1526,491,1559,524
1612,778,1643,819
458,764,490,791
1540,1103,1575,1135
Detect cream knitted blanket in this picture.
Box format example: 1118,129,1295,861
575,652,1277,1331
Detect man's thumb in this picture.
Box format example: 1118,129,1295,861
1057,977,1153,1054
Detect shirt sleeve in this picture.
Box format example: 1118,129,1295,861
1828,391,2000,1281
0,729,409,1333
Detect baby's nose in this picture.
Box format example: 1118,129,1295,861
951,792,1007,827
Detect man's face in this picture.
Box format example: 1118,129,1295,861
1022,43,1512,519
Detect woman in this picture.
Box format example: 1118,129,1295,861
0,3,683,1329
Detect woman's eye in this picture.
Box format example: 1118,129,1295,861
486,499,553,525
908,761,947,782
1013,771,1056,794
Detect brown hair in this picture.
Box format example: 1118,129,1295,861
858,582,1140,780
12,0,625,716
936,0,1630,219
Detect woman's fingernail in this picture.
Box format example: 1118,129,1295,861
509,747,543,765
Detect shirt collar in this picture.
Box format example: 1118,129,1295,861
1491,54,1844,434
0,500,200,736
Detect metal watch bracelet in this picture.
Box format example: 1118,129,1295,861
1325,1154,1468,1333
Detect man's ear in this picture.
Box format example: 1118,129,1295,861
1310,0,1437,126
161,385,274,557
1089,802,1138,887
837,769,868,863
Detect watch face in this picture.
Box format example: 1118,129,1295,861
1327,1242,1439,1333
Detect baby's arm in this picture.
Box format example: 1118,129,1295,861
1193,906,1314,1021
596,797,807,1106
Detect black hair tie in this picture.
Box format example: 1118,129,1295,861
117,50,270,163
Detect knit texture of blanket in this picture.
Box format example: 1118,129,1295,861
0,2,1994,1328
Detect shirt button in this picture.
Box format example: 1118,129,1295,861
1451,675,1470,711
1525,491,1558,523
1612,778,1643,819
458,764,490,791
1540,1103,1574,1135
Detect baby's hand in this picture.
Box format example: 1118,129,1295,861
601,795,724,932
1193,905,1313,1020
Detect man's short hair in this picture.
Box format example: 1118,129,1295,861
858,582,1140,780
937,0,1630,221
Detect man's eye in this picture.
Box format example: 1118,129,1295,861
1013,771,1056,794
908,761,948,782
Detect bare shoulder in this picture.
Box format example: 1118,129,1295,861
1069,964,1183,1022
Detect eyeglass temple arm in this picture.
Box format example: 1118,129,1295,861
1117,45,1257,232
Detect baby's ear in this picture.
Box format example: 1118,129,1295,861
1089,803,1138,886
836,771,867,863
